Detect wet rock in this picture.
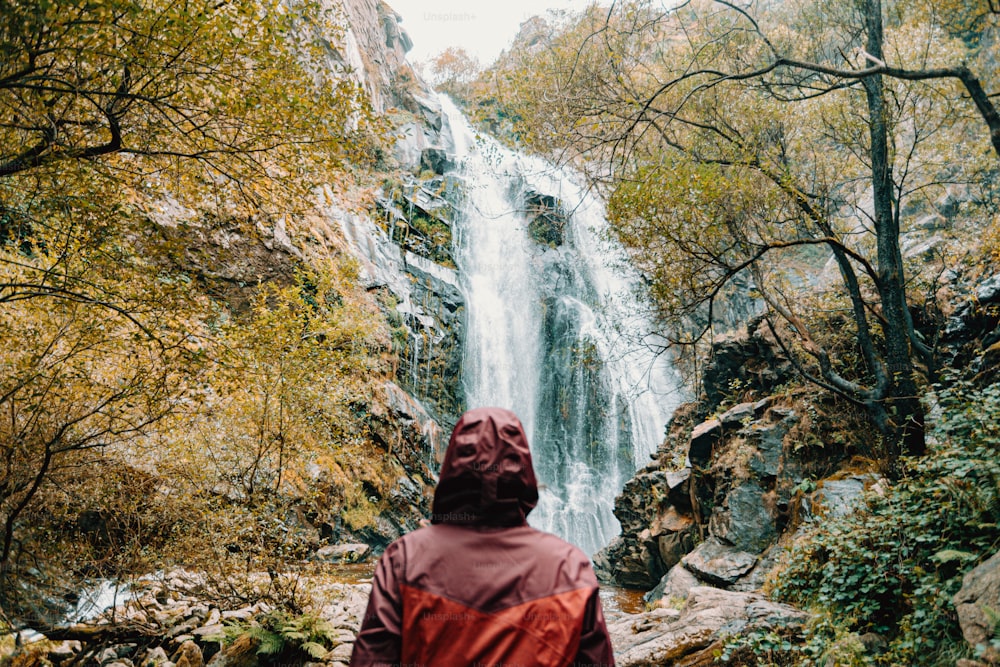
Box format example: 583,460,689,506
701,323,793,412
656,529,695,573
708,481,777,553
943,273,1000,351
311,543,371,564
650,505,693,537
593,535,661,589
954,550,1000,663
664,469,692,511
524,191,567,247
613,469,670,536
419,147,451,175
682,538,758,586
719,401,755,427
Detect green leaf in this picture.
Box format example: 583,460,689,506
302,642,328,659
931,549,977,564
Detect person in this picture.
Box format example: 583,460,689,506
349,406,616,667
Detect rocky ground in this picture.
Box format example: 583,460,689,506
5,546,999,667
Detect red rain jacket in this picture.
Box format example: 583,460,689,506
349,407,615,667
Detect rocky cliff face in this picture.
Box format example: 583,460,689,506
333,0,466,434
333,0,418,114
595,267,1000,663
593,320,874,592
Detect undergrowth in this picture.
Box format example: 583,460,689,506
212,609,341,666
724,381,1000,666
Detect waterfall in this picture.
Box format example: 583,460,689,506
441,97,682,556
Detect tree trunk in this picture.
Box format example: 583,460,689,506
862,0,926,467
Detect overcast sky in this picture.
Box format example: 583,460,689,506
385,0,594,65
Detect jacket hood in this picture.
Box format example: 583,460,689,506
431,407,539,527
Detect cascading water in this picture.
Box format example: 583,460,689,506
441,97,682,556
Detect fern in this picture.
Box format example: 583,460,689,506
247,626,285,656
223,609,339,663
301,642,328,660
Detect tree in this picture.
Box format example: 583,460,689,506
0,0,391,622
0,0,380,188
486,0,998,468
427,47,481,102
0,216,204,621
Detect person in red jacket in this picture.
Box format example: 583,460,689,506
349,406,616,667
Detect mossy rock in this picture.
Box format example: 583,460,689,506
525,191,567,247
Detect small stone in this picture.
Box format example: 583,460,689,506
47,641,82,661
165,620,199,639
96,648,119,665
192,624,225,638
172,641,203,667
142,647,170,667
220,607,254,621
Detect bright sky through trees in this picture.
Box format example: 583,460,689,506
387,0,593,63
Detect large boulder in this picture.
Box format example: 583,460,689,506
608,586,809,666
708,481,777,553
524,191,568,247
681,538,758,587
593,535,664,589
954,550,1000,664
701,321,794,412
644,565,700,608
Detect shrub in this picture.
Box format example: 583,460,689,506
769,381,1000,665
